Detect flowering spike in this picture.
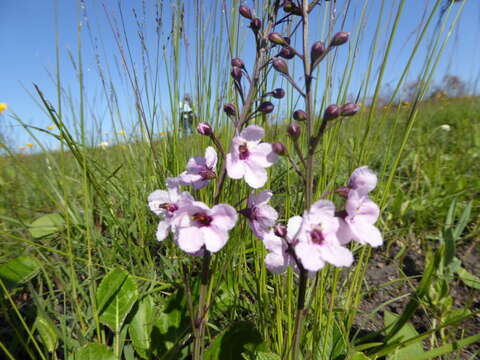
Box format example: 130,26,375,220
223,103,237,117
258,101,274,114
293,109,307,122
231,58,245,69
268,32,286,46
197,122,213,136
272,88,285,99
311,41,326,64
278,46,295,59
272,142,287,156
330,32,350,47
340,103,360,116
250,18,262,32
239,5,252,19
272,58,288,75
323,105,341,121
231,66,243,81
287,123,301,140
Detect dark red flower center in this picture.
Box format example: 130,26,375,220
239,144,250,160
200,169,216,179
192,212,213,227
310,228,325,245
160,202,178,213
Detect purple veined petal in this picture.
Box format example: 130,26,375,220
244,161,268,188
309,200,336,221
204,146,218,168
226,153,246,179
349,166,377,195
345,189,365,215
249,143,277,168
258,204,278,226
263,231,283,253
202,226,229,253
156,220,171,241
320,243,354,267
287,216,304,242
148,190,170,215
295,242,325,272
180,191,195,201
337,218,353,245
211,204,238,230
348,219,383,247
240,125,265,142
177,226,205,254
265,252,289,274
179,171,203,185
186,156,207,173
355,198,380,225
249,219,266,240
192,178,210,190
254,190,273,205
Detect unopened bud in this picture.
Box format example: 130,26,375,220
231,58,245,69
239,5,253,19
197,122,213,136
293,109,307,122
274,223,288,238
272,88,285,99
223,103,237,117
340,103,360,116
278,46,295,59
323,105,341,121
311,41,326,64
249,18,262,32
268,32,286,46
287,123,301,139
272,58,288,75
258,101,274,114
272,142,287,156
283,1,302,16
231,66,242,81
330,32,349,47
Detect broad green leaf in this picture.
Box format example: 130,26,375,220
34,315,58,353
129,296,154,359
384,311,424,359
96,269,138,332
29,213,65,238
204,321,263,360
456,267,480,289
453,201,472,240
0,256,41,290
74,343,116,360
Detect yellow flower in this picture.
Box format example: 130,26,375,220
401,100,410,106
0,103,7,113
47,125,56,130
26,143,34,148
118,130,126,135
19,146,26,151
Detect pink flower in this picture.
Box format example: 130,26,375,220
348,166,377,196
179,146,217,190
338,190,382,247
148,178,193,241
226,125,277,188
241,190,278,239
294,200,353,272
172,200,238,254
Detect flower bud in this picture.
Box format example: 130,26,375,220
249,18,262,32
223,103,237,117
274,223,287,237
283,1,302,16
323,104,341,121
258,101,274,114
268,32,286,46
278,46,295,60
272,142,287,156
311,41,326,64
272,88,285,99
197,122,213,136
231,58,245,69
340,103,360,116
239,5,252,19
272,58,288,75
293,109,307,122
287,123,301,139
231,66,242,81
329,32,349,47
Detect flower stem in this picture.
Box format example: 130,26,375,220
193,250,211,360
291,268,308,360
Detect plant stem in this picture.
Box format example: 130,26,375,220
193,250,211,360
291,268,308,360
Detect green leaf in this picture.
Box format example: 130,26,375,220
413,333,480,360
29,213,65,238
74,343,116,360
96,269,138,332
456,267,480,289
348,352,371,360
0,256,41,290
34,315,58,353
384,311,424,359
129,296,154,359
253,352,281,360
204,321,264,360
453,201,472,240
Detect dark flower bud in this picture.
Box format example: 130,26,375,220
231,58,245,69
231,66,242,81
283,36,291,45
268,32,286,46
258,101,274,114
340,103,360,116
272,142,287,156
239,5,253,19
272,58,288,75
293,109,307,122
249,18,262,32
323,104,341,121
283,1,302,16
334,186,350,198
223,103,237,117
311,41,326,64
272,88,285,99
329,31,349,47
197,122,213,136
278,46,295,59
287,123,301,139
274,223,287,237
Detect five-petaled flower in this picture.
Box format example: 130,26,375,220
179,146,217,190
226,125,277,188
241,190,278,239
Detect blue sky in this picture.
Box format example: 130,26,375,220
1,0,479,149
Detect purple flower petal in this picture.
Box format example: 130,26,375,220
240,125,264,142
